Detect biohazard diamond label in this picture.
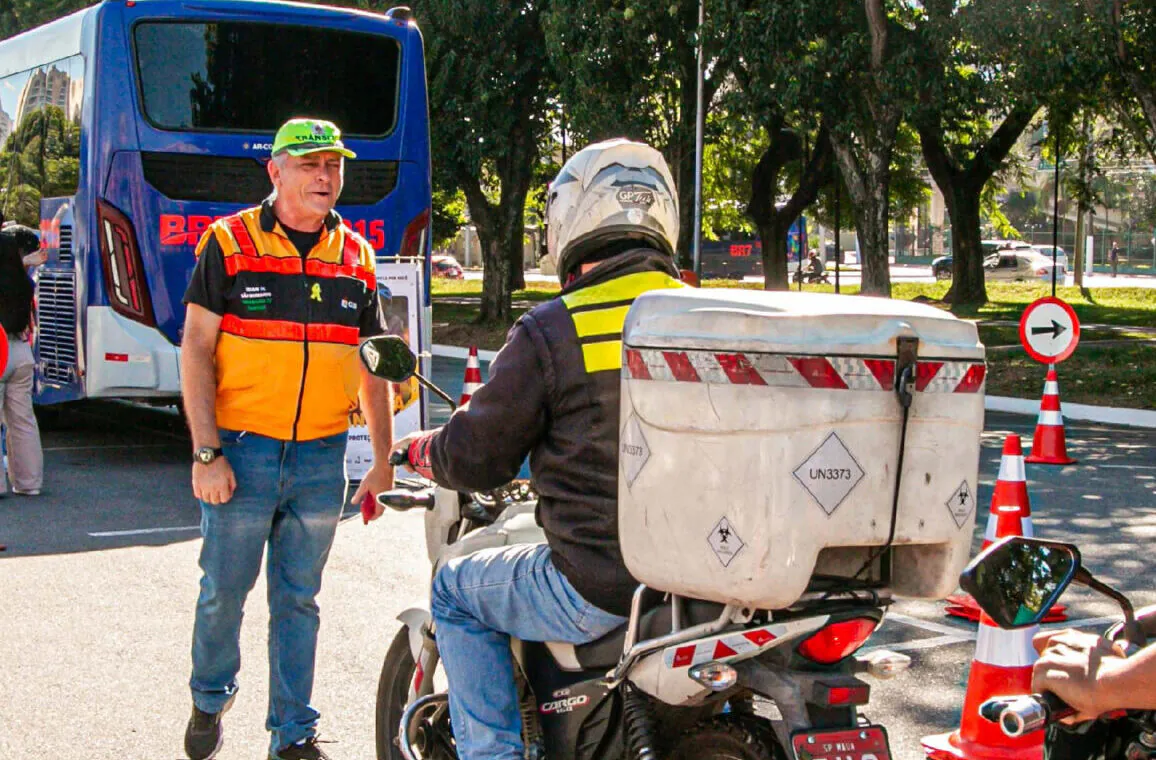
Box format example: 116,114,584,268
946,480,975,529
792,433,865,516
707,517,745,567
620,414,650,488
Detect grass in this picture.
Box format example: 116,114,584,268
987,343,1156,409
431,278,1156,406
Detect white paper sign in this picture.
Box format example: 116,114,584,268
345,262,424,481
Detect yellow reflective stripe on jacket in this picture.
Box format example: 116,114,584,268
581,340,624,373
571,304,632,338
560,271,683,309
563,270,684,373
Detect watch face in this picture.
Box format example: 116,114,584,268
196,448,215,464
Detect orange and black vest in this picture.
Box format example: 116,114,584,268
192,203,379,441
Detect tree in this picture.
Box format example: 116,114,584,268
1079,0,1156,162
821,0,912,296
543,0,719,267
419,0,554,322
0,0,93,38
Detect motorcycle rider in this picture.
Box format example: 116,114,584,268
1035,606,1156,758
390,138,685,759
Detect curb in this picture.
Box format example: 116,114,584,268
432,345,1156,430
986,396,1156,429
433,344,499,362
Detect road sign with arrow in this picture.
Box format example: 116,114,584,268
1019,296,1080,364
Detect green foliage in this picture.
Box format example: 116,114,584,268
0,0,95,38
0,105,80,226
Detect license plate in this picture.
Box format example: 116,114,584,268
791,725,891,760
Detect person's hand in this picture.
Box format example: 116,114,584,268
350,462,395,521
1032,629,1129,723
192,457,236,505
389,431,425,473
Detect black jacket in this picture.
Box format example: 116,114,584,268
0,227,36,337
427,248,683,615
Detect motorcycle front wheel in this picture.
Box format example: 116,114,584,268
666,716,784,760
376,628,456,760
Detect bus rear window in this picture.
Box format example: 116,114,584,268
134,21,400,136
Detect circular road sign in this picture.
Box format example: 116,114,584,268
1019,296,1080,364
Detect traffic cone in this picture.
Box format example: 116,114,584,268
1024,364,1077,466
945,435,1066,622
459,346,483,406
922,505,1043,760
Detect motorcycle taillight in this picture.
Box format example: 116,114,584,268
400,208,430,259
796,617,878,664
97,199,155,326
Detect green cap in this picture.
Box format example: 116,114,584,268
271,118,356,159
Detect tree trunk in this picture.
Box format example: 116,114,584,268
757,218,793,290
477,227,512,324
946,190,986,304
1073,209,1086,287
831,131,895,297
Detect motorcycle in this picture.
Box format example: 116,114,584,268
792,268,830,285
960,535,1155,758
360,334,916,760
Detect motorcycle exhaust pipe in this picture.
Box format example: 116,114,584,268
398,693,451,760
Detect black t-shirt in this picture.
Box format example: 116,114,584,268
0,231,34,336
283,225,323,258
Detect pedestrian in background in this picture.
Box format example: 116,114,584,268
0,222,44,498
180,118,394,760
1110,240,1120,278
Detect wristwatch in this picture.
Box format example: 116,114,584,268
193,446,224,465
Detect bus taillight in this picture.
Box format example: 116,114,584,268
97,199,155,327
399,208,430,260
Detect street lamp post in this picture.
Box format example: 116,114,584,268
691,0,705,280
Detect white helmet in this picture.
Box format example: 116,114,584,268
545,138,678,283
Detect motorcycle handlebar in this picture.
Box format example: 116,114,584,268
979,693,1075,737
389,450,409,468
376,489,435,512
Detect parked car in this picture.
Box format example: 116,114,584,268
432,255,464,279
983,251,1056,282
931,255,953,280
981,239,1033,258
1031,244,1069,275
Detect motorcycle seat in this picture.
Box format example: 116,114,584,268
545,597,727,672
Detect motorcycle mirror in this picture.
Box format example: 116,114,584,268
360,335,418,382
959,537,1080,630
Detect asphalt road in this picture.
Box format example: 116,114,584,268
465,267,1156,288
2,385,1154,759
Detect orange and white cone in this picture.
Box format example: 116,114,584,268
923,505,1043,760
946,435,1065,622
1024,364,1077,466
459,346,483,407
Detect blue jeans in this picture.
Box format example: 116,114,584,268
430,543,627,760
190,429,347,753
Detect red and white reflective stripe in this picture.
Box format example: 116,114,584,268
997,453,1027,483
663,616,829,669
982,512,1033,542
1037,409,1064,426
974,623,1037,668
624,348,984,394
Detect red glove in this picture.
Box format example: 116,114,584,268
407,434,436,480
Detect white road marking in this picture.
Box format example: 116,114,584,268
862,635,974,654
868,614,1128,656
887,612,973,637
1099,464,1156,470
88,526,200,538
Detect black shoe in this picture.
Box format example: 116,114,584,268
270,735,334,760
184,695,234,760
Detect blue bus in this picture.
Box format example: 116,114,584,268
699,217,808,280
0,0,432,407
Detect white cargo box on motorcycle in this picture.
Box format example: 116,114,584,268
618,288,985,609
